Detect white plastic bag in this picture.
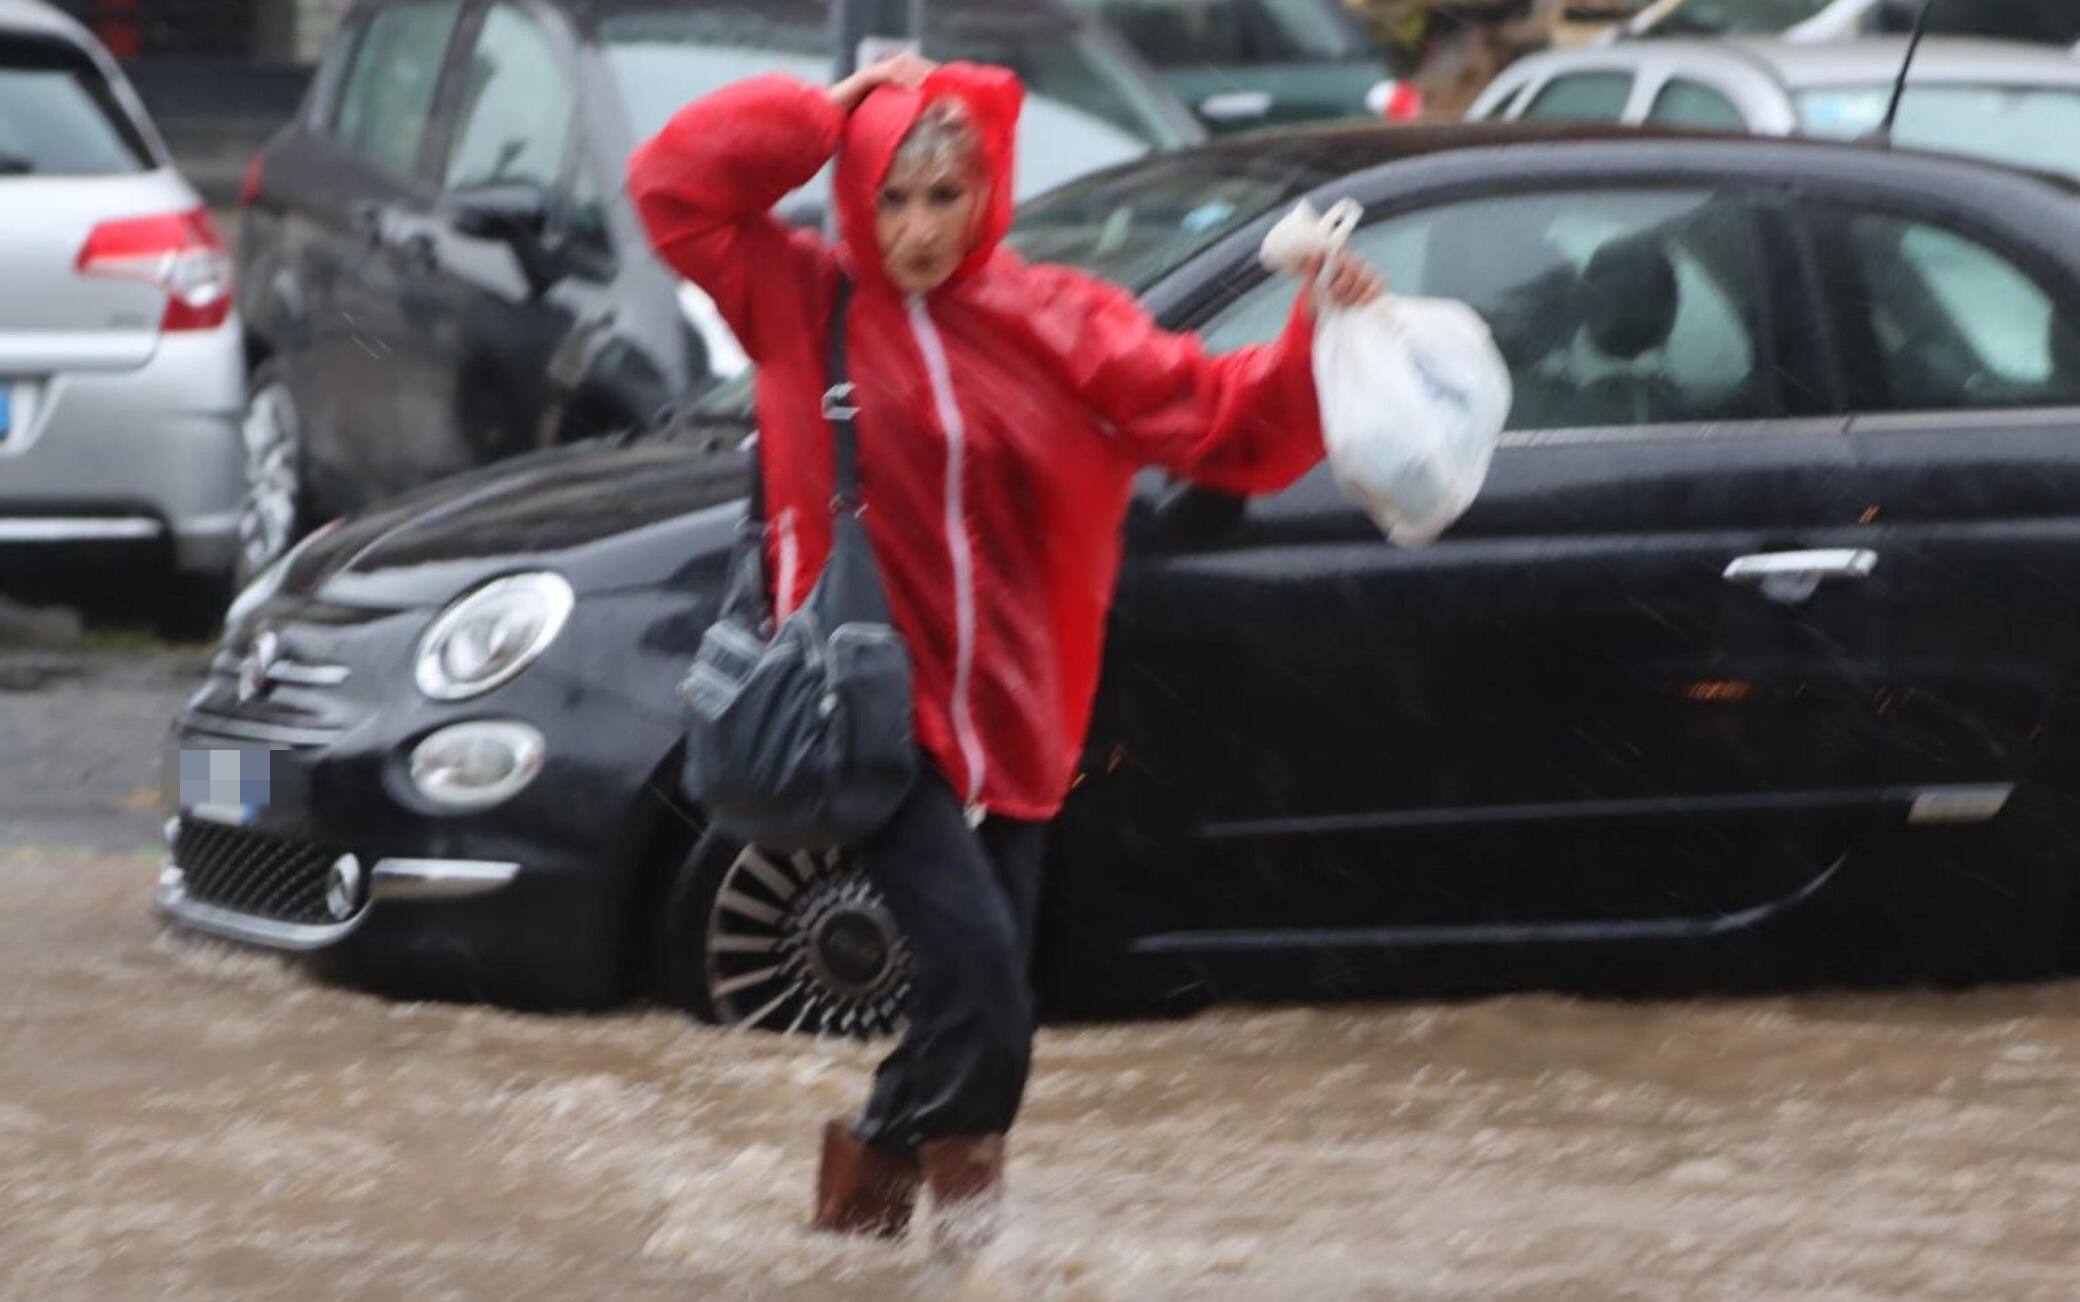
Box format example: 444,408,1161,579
1261,199,1512,545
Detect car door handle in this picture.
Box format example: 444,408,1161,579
1199,91,1274,123
1723,548,1877,604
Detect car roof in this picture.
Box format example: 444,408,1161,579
1116,117,2080,200
1531,35,2080,90
0,0,95,44
1727,36,2080,88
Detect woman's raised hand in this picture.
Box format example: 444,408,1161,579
829,53,939,114
1302,251,1387,311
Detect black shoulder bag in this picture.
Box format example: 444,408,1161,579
677,277,918,849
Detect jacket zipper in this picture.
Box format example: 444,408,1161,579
906,295,987,814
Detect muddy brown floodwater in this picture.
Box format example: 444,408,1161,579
5,846,2080,1301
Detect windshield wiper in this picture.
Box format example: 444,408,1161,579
0,152,36,175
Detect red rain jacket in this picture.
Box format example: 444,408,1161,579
628,66,1323,821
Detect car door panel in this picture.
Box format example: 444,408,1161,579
397,0,590,491
1806,200,2080,815
307,0,466,515
1059,181,1903,968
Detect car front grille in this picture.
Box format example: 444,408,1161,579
171,818,345,926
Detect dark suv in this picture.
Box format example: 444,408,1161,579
233,0,1201,579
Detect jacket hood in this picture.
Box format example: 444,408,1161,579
833,62,1023,291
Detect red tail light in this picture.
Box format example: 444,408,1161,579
75,208,234,333
239,154,266,208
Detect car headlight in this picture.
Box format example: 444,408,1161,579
415,573,574,701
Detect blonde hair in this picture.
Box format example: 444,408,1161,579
892,100,981,176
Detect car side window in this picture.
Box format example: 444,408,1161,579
331,0,463,178
1647,79,1745,130
440,5,574,195
1200,188,1775,431
1832,210,2080,412
1519,72,1634,122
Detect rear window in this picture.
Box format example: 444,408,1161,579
1657,0,1838,36
1797,83,2080,183
0,36,152,175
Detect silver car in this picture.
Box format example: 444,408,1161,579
0,0,245,629
1615,0,2080,48
1468,37,2080,184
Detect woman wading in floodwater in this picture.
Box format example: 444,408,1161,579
628,53,1381,1254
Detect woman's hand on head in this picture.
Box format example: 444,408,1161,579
830,53,939,114
1302,251,1387,311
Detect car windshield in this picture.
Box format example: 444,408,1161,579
1070,0,1369,67
0,36,151,175
675,152,1311,431
1006,153,1302,288
1797,82,2080,181
1657,0,1840,35
599,7,1195,206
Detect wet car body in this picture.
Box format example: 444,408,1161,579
1468,36,2080,187
166,124,2080,1023
0,0,244,619
233,0,1201,574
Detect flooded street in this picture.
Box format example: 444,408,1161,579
6,836,2080,1300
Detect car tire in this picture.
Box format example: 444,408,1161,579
658,828,910,1039
234,360,310,589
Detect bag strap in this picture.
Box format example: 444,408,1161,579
747,274,857,528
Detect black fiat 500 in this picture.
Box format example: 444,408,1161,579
165,124,2080,1031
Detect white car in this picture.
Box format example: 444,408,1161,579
1614,0,2080,48
0,0,245,631
1468,36,2080,185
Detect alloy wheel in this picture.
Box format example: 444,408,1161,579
703,846,910,1038
237,381,302,584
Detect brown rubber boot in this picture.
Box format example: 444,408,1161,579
919,1134,1007,1258
811,1119,922,1239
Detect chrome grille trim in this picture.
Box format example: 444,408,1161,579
208,650,351,686
182,711,341,748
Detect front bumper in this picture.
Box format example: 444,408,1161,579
157,595,687,1008
0,322,245,576
152,812,520,951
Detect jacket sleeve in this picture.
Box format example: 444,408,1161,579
1037,267,1325,496
625,75,842,363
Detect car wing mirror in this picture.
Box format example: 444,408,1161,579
450,183,548,241
448,183,567,296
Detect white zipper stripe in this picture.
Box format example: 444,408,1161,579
906,295,987,808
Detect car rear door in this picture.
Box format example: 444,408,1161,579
1068,157,1906,984
1796,179,2080,955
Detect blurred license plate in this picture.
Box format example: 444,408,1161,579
172,747,274,824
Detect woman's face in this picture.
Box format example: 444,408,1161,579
875,150,986,294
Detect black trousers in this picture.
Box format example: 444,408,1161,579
852,770,1047,1154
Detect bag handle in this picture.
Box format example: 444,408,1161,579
747,274,857,528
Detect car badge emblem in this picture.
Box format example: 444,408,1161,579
238,629,280,704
